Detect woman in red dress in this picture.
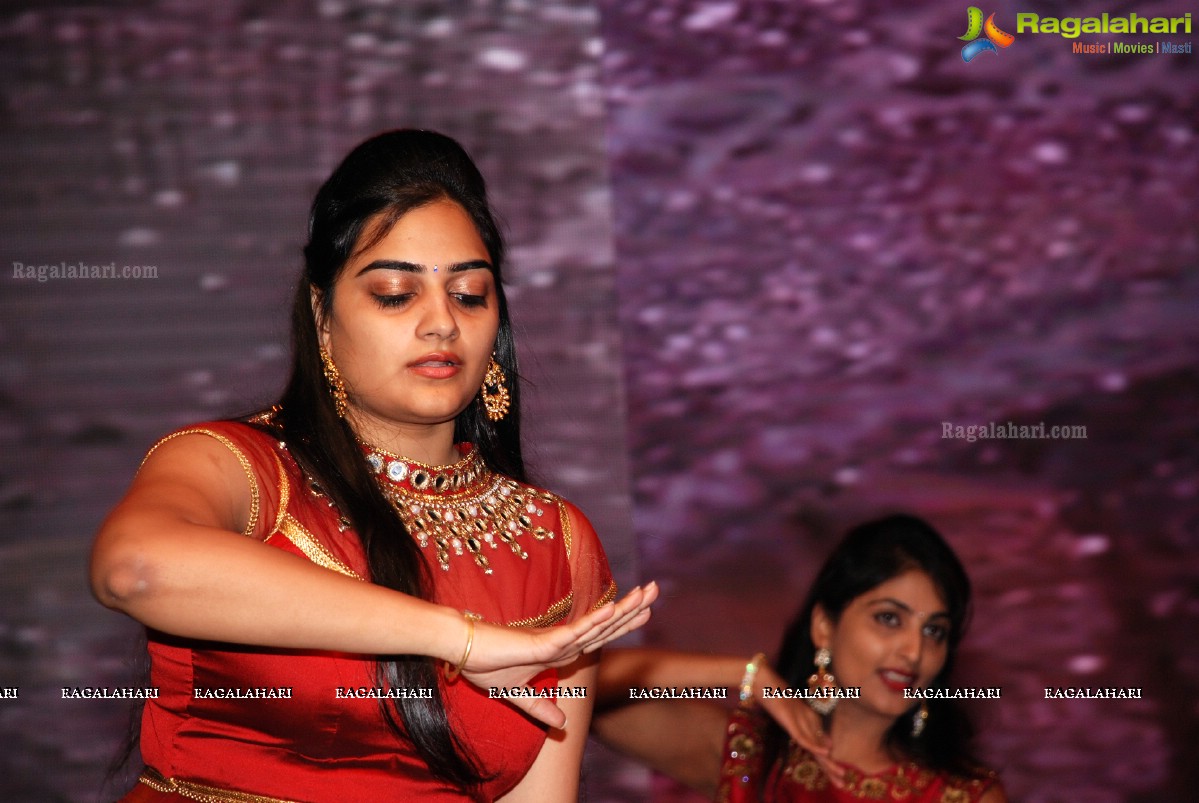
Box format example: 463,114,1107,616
594,515,1005,802
91,129,656,802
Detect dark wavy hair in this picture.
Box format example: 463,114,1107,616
764,514,987,781
264,129,524,793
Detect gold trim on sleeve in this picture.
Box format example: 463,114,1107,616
558,502,573,559
141,428,260,537
275,514,364,580
506,593,574,628
139,767,298,803
592,580,618,610
271,452,290,535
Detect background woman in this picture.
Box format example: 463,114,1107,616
90,129,656,802
594,514,1003,802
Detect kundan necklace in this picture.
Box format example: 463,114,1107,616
362,444,557,575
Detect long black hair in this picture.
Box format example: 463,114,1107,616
765,514,987,780
266,129,525,792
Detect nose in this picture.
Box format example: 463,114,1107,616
896,624,924,667
417,293,458,340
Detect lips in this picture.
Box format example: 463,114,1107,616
878,668,917,693
409,352,462,379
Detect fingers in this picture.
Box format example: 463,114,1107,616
784,705,845,789
576,581,658,653
757,686,846,788
814,752,847,788
508,691,567,730
783,701,828,754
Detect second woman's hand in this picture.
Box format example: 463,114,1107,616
459,582,658,728
754,663,847,789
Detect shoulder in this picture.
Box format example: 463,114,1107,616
498,480,617,615
137,419,284,537
141,420,285,489
143,419,278,464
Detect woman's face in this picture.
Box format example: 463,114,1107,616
319,199,500,438
812,569,951,724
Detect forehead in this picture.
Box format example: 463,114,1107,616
855,569,948,614
354,200,489,263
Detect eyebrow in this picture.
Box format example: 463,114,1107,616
867,597,950,620
355,259,492,277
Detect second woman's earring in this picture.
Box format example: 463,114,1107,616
911,700,929,737
481,358,510,422
319,347,348,418
807,647,838,715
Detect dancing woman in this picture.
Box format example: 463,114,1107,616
594,515,1004,802
91,129,656,802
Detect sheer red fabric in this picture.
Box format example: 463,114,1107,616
717,708,999,803
125,421,616,802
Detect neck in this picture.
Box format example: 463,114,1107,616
348,411,459,466
826,703,897,773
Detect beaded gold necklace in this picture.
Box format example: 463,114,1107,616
362,444,558,575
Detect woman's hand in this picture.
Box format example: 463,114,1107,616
754,663,847,788
458,582,658,727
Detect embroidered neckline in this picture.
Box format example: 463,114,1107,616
362,444,558,575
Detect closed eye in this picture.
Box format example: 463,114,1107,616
372,293,413,308
452,293,488,308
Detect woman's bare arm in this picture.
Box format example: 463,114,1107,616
593,647,843,788
498,654,600,802
90,433,655,726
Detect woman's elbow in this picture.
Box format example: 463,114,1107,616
90,526,159,611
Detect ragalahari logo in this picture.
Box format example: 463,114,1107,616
960,7,1015,61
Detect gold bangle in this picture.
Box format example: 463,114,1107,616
444,611,482,682
739,652,767,706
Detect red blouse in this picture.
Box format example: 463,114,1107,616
717,708,999,803
128,421,616,803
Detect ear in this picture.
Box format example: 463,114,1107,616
310,286,331,352
810,604,834,650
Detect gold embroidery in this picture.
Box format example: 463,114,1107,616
506,593,574,628
271,452,289,535
276,514,363,580
139,767,298,803
500,581,615,627
788,755,828,791
718,706,763,798
142,428,259,537
592,580,618,610
558,502,573,559
722,708,998,802
857,777,888,799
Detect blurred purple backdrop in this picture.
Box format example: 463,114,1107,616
1,1,1196,802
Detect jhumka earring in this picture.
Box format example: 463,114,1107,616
911,700,929,737
319,347,348,418
480,357,510,422
807,647,838,715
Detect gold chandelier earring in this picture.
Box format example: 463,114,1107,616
480,357,510,422
319,347,349,418
806,647,838,715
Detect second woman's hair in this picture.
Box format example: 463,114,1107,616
268,129,523,792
